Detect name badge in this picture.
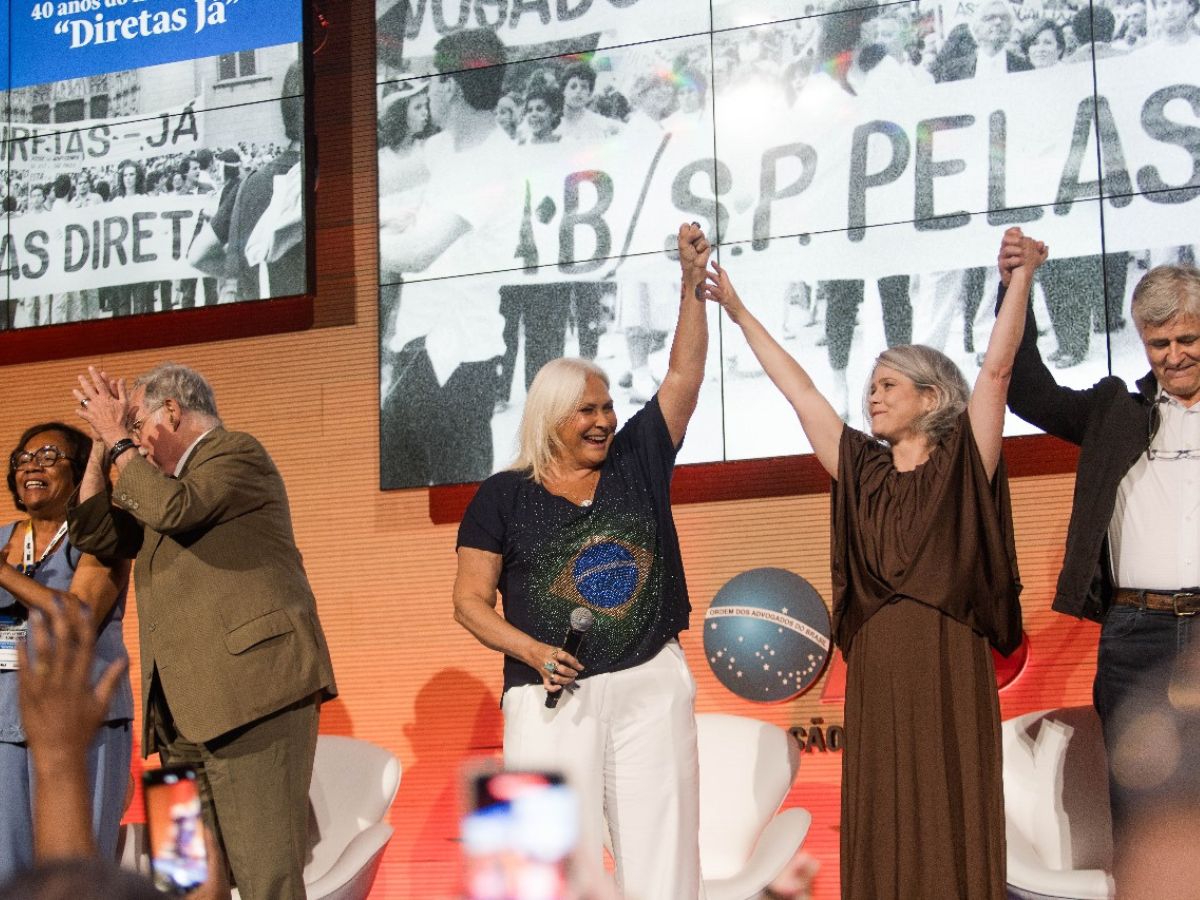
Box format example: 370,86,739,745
0,624,28,671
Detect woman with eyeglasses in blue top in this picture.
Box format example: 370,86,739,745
0,422,133,878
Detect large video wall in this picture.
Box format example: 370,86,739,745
376,0,1200,489
2,0,310,334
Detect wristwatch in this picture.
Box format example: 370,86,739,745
108,438,137,468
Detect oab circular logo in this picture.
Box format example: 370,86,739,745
704,568,832,703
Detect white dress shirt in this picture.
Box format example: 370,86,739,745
1109,391,1200,589
174,429,215,478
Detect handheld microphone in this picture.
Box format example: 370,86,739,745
546,607,594,709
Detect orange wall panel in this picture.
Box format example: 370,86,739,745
0,5,1098,896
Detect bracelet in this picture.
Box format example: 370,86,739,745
108,438,136,468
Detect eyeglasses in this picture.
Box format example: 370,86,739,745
1148,449,1200,461
9,445,67,471
1146,396,1200,461
1146,397,1164,460
128,404,163,439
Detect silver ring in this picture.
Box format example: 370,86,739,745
543,660,557,675
80,398,90,408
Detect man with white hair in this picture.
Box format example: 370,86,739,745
999,230,1200,882
936,0,1033,80
69,362,336,900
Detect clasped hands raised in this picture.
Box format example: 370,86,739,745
675,222,748,322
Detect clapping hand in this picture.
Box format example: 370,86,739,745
72,366,131,449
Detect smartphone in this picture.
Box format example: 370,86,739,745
143,764,208,895
460,767,579,900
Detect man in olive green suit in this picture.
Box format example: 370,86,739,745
70,362,336,900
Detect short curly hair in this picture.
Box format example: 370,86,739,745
7,422,92,512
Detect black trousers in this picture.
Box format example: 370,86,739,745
823,276,912,370
109,283,156,317
570,281,612,360
498,284,571,399
381,338,497,488
1094,604,1200,879
1041,253,1130,359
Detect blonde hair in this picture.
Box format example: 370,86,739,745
1131,264,1200,330
866,345,969,444
510,358,610,484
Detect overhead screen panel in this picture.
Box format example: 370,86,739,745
376,0,713,76
3,1,11,326
2,0,309,337
376,0,1200,489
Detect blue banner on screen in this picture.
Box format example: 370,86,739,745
7,0,302,90
0,3,10,91
2,0,309,337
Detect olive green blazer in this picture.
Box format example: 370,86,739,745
70,427,336,752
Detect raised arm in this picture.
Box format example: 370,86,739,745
68,492,144,561
969,228,1048,479
453,547,581,695
657,222,712,447
703,260,844,478
993,231,1096,445
78,437,109,507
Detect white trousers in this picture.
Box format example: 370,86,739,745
502,640,705,900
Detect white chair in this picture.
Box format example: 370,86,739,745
696,713,812,900
1003,706,1115,900
121,735,400,900
301,734,401,900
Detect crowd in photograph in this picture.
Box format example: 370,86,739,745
373,0,1199,487
1,141,292,329
375,0,1199,163
714,0,1197,93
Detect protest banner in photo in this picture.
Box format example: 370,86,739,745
4,195,210,295
375,0,1200,487
1,0,310,330
5,100,208,181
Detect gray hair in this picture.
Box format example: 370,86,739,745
1131,264,1200,330
510,357,609,484
134,363,222,424
866,345,969,444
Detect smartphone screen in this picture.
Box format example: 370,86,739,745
143,764,209,895
461,769,579,900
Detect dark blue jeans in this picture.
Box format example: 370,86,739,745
1094,604,1200,860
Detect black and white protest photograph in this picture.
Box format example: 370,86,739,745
711,205,1192,459
375,0,714,79
1,42,307,330
377,23,726,489
376,0,1200,488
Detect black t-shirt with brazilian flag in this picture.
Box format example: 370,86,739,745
457,395,691,696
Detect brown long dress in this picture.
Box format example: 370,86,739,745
832,413,1022,900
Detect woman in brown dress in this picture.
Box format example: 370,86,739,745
702,228,1048,899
